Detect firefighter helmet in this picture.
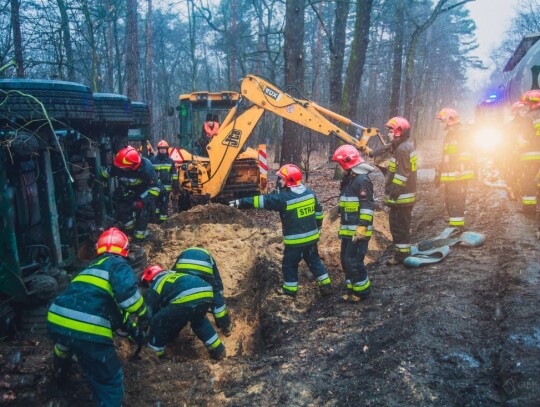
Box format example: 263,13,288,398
385,116,410,137
96,227,129,257
521,90,540,110
142,264,165,283
436,108,460,126
157,140,169,148
332,145,364,170
510,101,527,114
276,164,303,187
114,146,141,170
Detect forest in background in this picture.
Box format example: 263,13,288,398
2,0,539,163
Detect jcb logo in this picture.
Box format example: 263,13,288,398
264,86,281,101
222,130,242,148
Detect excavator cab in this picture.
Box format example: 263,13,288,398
176,91,268,206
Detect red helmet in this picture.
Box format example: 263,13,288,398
157,140,169,148
277,164,302,187
96,227,129,257
142,264,165,283
436,108,460,126
510,101,527,114
385,116,410,137
114,146,141,170
521,90,540,110
332,145,364,170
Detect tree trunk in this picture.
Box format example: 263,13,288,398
57,0,75,81
388,0,404,117
81,0,98,91
228,0,237,87
126,0,140,100
280,0,305,167
10,0,24,78
104,0,115,90
146,0,154,144
342,0,373,120
328,0,350,159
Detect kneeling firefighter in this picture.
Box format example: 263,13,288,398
141,247,232,360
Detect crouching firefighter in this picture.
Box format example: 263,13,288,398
332,145,373,302
151,140,179,222
102,146,163,241
141,247,232,360
230,164,332,298
47,227,150,406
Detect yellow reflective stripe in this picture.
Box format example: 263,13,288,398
215,308,228,318
283,232,319,245
171,292,214,304
392,177,405,186
125,296,145,313
48,312,113,339
360,214,373,221
317,277,331,286
72,275,112,295
286,198,315,210
175,263,213,274
207,337,221,349
90,256,110,267
254,196,260,208
353,279,371,292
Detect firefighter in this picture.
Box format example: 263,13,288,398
196,114,220,157
102,146,163,241
150,140,179,222
141,247,232,360
504,101,530,197
47,227,150,406
229,164,332,297
519,90,540,214
436,108,474,230
332,145,373,301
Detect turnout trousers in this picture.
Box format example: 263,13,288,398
389,206,413,257
147,302,224,358
340,238,371,298
281,243,331,295
520,161,540,212
50,333,123,407
444,180,468,228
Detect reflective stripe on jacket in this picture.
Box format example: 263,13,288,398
439,123,475,182
384,138,417,206
150,154,179,191
47,255,147,344
169,248,229,326
102,157,164,201
238,185,323,247
339,166,375,239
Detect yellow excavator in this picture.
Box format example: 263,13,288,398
175,74,379,206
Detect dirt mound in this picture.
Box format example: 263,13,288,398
165,203,256,228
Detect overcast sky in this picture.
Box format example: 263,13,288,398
465,0,522,87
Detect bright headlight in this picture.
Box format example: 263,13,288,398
472,127,502,153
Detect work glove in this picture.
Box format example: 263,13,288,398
134,200,144,210
434,167,441,188
352,225,367,243
229,200,240,208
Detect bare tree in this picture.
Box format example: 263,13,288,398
126,0,140,99
10,0,24,77
280,0,305,166
342,0,373,120
389,0,404,117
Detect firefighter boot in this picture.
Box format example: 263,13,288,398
275,287,297,298
386,253,408,266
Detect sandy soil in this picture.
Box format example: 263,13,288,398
1,152,539,406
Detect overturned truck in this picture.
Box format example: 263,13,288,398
0,80,150,336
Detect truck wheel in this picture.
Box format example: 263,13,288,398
127,244,147,278
131,102,150,128
92,93,132,125
0,79,95,129
24,274,59,304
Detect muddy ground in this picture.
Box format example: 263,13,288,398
1,151,540,406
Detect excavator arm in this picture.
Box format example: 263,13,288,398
197,74,379,198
